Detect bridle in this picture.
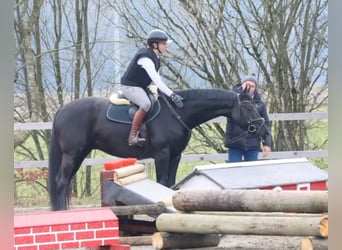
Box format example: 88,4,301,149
229,98,266,144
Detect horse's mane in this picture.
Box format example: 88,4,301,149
175,88,231,100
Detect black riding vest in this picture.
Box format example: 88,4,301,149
120,47,160,89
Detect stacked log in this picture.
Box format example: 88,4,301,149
113,163,148,185
172,189,328,213
152,189,328,249
102,161,148,186
156,213,328,237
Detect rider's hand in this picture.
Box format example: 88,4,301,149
170,93,184,108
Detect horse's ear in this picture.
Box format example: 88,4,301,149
239,86,251,101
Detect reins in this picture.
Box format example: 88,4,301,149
160,94,192,140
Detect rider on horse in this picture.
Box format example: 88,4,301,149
120,29,184,146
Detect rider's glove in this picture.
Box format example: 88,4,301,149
170,93,184,108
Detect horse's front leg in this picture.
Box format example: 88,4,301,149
167,153,182,187
154,147,171,187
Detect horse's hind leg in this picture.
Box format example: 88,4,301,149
54,153,78,210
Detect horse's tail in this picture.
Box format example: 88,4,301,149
48,120,64,210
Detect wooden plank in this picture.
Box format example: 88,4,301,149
208,112,327,123
13,112,328,131
13,150,328,169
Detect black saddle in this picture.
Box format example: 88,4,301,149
106,91,161,124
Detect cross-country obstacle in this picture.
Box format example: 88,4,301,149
153,189,328,250
14,207,130,250
99,158,328,249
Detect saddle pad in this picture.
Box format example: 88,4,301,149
106,101,161,124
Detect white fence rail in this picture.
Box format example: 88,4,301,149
14,112,328,169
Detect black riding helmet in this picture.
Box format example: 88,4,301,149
147,29,168,47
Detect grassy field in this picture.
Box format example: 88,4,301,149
14,115,328,209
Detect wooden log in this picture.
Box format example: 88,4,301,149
111,201,166,216
152,232,220,250
173,189,328,213
114,172,148,185
188,211,326,217
156,213,328,237
119,235,152,245
113,163,145,180
301,236,328,250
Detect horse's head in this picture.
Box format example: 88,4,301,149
231,87,268,138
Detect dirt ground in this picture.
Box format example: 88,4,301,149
129,234,304,250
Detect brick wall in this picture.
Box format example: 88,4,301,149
14,207,130,250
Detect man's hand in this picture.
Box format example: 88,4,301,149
262,145,271,158
170,93,184,108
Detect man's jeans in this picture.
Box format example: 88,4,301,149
228,147,259,162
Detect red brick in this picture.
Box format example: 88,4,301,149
17,245,37,250
104,220,119,227
70,222,86,230
33,226,50,233
109,244,131,250
103,239,120,245
81,239,103,247
51,224,69,232
61,241,80,249
57,231,74,241
35,233,56,243
87,221,103,229
96,229,119,238
14,227,31,234
15,235,34,245
76,230,94,240
38,243,60,250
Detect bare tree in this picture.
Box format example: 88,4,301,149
105,0,328,153
14,0,327,206
14,0,115,203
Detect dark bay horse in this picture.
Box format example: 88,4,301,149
48,88,266,210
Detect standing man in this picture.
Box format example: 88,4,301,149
121,29,184,146
224,73,272,162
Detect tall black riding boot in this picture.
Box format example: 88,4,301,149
128,109,147,146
